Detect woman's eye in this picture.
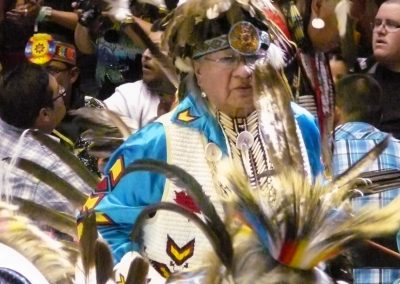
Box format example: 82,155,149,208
219,56,236,64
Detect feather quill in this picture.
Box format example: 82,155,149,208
30,130,99,188
70,108,132,139
94,239,114,284
79,212,98,277
11,197,77,238
332,135,390,189
253,59,306,175
165,152,400,283
7,157,87,208
125,257,150,284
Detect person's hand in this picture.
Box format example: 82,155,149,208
72,0,101,27
5,0,41,24
100,0,133,25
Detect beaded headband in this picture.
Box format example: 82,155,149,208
25,33,76,66
193,21,270,58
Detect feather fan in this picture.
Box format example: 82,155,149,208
0,201,75,283
161,160,400,283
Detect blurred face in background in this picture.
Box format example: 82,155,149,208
141,32,175,94
142,48,165,88
329,56,348,83
372,1,400,71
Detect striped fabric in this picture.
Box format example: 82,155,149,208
0,119,92,215
333,122,400,284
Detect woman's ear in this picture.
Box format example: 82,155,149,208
69,67,80,85
192,60,203,86
310,0,323,15
193,60,202,77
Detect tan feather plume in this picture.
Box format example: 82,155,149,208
70,107,132,140
0,202,75,283
70,107,134,159
253,59,306,175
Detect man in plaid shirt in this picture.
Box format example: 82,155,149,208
333,74,400,284
0,63,91,215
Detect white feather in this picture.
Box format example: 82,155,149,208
103,0,132,22
265,43,285,70
137,0,167,9
335,0,351,37
177,0,187,6
206,2,232,19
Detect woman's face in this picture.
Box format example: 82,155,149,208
193,48,255,117
307,0,340,52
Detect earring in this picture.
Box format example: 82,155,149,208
311,17,325,29
201,91,207,98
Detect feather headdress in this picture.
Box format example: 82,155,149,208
160,0,279,69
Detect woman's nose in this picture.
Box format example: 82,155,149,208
232,60,253,78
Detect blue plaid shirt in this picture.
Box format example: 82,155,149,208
333,122,400,284
0,119,92,215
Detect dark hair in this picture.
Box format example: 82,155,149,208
0,268,31,284
0,62,53,128
335,74,382,125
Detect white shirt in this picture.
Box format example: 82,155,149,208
104,80,161,130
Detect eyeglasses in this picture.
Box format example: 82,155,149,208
46,66,70,75
201,52,266,69
53,87,67,102
372,18,400,33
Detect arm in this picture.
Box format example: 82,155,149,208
74,22,95,54
120,16,152,50
45,9,78,30
88,122,167,262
